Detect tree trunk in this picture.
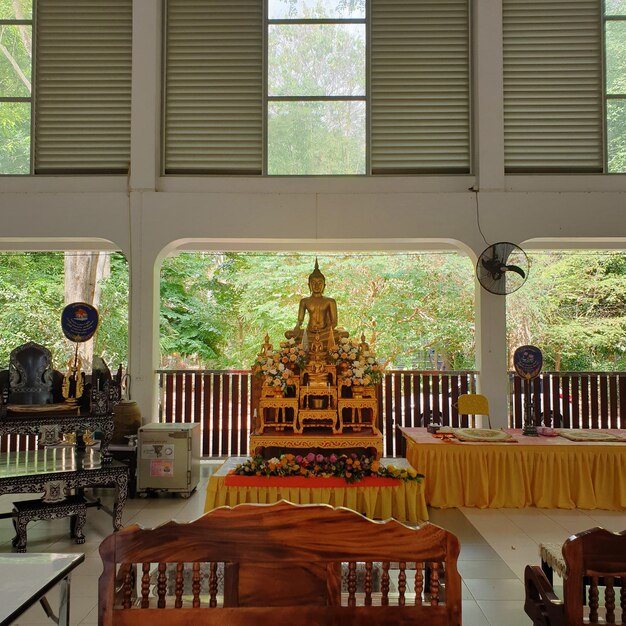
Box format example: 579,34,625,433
64,252,110,373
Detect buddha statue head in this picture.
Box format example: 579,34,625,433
308,259,326,295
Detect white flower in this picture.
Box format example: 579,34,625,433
269,457,280,464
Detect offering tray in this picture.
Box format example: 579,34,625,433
7,403,80,414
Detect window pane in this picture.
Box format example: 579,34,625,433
0,101,30,174
0,0,32,19
607,99,626,173
269,0,365,20
0,24,32,97
605,0,626,16
268,24,365,96
267,100,365,174
606,21,626,95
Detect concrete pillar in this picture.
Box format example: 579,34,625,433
475,282,509,427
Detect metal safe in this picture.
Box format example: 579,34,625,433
136,422,201,497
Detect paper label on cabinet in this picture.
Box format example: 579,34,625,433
141,443,175,459
150,459,174,477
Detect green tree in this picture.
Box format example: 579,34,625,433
0,251,128,369
507,251,626,371
0,0,32,173
161,252,476,371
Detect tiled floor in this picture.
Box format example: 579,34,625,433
1,461,624,625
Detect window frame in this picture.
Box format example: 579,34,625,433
264,1,368,176
603,2,626,173
0,4,34,175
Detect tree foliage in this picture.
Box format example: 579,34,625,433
0,252,128,370
160,252,476,371
507,251,626,371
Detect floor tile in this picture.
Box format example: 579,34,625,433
477,600,532,626
464,577,526,601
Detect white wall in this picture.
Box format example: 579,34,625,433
0,0,625,425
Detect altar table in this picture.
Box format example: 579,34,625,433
401,427,626,510
204,456,428,523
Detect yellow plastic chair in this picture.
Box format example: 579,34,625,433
456,393,491,428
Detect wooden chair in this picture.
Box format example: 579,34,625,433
524,527,626,626
456,393,491,428
99,500,462,626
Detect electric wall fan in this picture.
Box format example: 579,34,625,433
476,242,529,295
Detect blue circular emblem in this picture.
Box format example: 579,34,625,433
61,302,99,342
513,345,542,380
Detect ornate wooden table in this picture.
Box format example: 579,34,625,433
0,447,128,531
0,410,114,457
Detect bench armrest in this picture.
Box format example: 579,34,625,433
524,565,566,626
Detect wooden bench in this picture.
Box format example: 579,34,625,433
98,500,462,625
524,527,626,626
12,494,87,552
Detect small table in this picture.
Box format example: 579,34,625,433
0,552,85,626
0,447,128,531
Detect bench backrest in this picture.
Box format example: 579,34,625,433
98,500,461,626
562,527,626,625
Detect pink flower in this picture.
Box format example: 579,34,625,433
315,454,324,463
329,454,338,462
306,452,316,463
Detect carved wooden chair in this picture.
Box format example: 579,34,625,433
99,500,462,625
524,527,626,626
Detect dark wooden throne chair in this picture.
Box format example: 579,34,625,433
0,341,63,405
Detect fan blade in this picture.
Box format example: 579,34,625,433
504,264,526,279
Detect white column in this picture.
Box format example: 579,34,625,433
473,0,505,191
129,0,161,192
126,1,161,419
127,193,161,421
475,282,509,427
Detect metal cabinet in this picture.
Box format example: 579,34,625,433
136,423,200,497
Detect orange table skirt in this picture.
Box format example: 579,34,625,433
401,427,626,510
205,457,428,523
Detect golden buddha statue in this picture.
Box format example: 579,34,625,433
286,259,346,348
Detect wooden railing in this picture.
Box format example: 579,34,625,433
158,369,478,457
157,369,625,458
3,369,623,456
509,371,626,430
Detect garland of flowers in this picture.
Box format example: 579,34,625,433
230,452,422,484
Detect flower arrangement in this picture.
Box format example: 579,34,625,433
330,337,384,387
252,338,306,391
277,338,307,371
230,452,422,484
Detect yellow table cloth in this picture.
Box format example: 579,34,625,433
401,428,626,510
204,457,428,523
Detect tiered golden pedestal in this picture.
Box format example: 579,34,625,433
254,365,381,457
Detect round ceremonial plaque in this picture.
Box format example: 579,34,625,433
513,345,542,381
61,302,99,342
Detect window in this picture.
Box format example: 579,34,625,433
503,0,603,173
164,0,470,176
0,0,32,174
266,0,366,175
0,0,131,175
605,0,626,173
